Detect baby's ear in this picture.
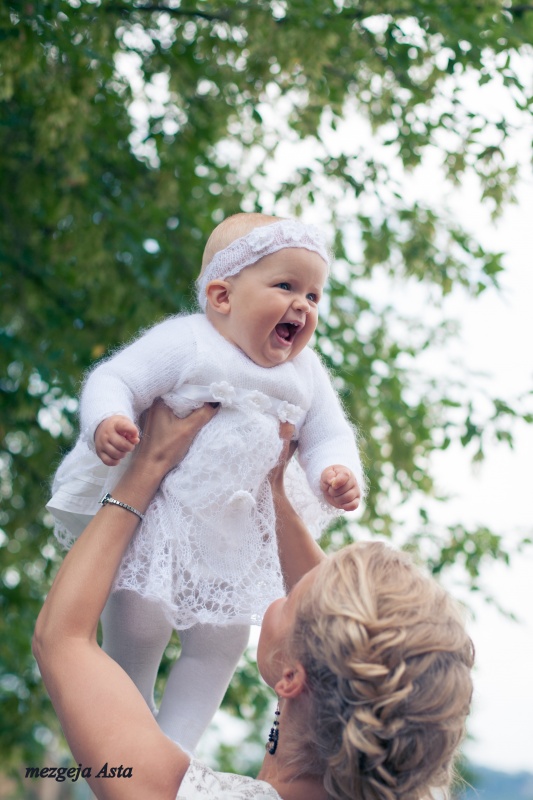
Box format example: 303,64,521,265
205,280,232,315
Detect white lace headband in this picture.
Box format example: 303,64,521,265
196,219,330,311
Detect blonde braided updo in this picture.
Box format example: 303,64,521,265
289,542,474,800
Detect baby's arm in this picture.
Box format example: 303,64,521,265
320,465,361,511
297,351,366,508
94,415,141,466
80,316,198,451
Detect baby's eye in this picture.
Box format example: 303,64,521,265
307,293,318,303
276,282,291,291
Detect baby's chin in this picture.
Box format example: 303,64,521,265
256,344,305,368
237,330,312,367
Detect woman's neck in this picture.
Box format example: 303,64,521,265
257,751,327,800
256,688,329,799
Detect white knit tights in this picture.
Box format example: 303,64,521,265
101,590,250,753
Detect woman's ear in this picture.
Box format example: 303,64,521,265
274,663,307,700
205,280,232,315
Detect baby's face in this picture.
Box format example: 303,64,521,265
221,248,327,367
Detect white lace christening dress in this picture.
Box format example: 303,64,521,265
176,759,282,799
48,314,363,629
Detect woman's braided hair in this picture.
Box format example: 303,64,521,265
289,542,474,800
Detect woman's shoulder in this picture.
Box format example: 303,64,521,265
176,758,282,800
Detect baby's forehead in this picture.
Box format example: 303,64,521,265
245,248,329,281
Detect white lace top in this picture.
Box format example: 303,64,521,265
48,314,363,629
177,760,282,799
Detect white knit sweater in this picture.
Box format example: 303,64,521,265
48,314,363,628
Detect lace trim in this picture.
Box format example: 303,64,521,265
164,383,305,426
196,219,330,310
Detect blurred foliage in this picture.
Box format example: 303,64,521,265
1,0,533,789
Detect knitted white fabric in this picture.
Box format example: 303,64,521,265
48,314,364,628
196,219,330,310
178,759,282,799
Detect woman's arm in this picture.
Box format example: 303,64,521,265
270,426,326,592
33,401,218,800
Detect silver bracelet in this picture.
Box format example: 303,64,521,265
99,492,145,521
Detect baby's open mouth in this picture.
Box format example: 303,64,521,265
275,322,299,343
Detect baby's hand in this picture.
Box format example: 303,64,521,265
320,465,361,512
94,415,140,466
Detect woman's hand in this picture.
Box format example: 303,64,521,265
269,421,297,497
130,399,219,483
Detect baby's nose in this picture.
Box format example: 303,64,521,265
292,294,310,313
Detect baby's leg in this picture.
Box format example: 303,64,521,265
101,590,172,715
157,623,250,753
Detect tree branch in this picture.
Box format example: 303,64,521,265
106,0,533,23
105,3,231,22
509,3,533,14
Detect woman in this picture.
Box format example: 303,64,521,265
33,400,474,800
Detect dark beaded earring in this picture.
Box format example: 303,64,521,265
266,701,280,755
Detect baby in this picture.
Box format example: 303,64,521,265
47,213,364,753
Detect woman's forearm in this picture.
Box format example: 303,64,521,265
272,474,326,592
275,493,326,591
